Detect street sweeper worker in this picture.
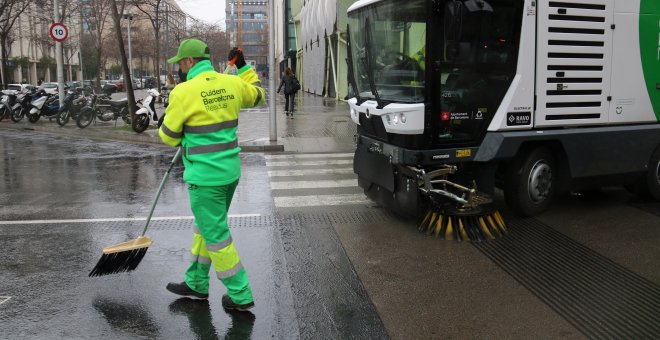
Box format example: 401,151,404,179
159,38,264,311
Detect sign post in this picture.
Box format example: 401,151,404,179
49,5,68,104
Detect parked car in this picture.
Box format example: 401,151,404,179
37,82,65,94
117,78,138,91
7,83,35,92
142,76,156,88
99,80,118,95
109,80,123,92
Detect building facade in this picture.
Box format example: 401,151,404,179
5,2,83,85
274,0,355,100
225,1,269,70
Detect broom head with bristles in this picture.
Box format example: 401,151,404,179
418,203,507,242
89,236,153,277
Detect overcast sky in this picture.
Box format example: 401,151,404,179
175,0,226,29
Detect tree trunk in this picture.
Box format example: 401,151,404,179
108,0,138,121
155,30,161,87
0,35,8,88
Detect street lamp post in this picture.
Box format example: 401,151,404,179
123,12,134,83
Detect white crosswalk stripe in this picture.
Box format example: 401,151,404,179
266,152,369,208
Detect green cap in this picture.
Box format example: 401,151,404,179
167,38,211,64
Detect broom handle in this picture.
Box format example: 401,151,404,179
141,147,183,236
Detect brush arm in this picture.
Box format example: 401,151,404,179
141,147,182,236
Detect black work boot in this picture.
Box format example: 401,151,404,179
166,282,209,300
221,294,254,311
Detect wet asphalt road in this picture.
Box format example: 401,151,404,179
0,130,387,339
3,128,660,339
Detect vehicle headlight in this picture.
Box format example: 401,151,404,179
400,113,406,124
392,114,399,124
385,114,391,125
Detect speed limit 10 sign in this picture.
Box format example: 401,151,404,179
49,22,68,42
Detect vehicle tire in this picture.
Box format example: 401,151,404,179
504,147,556,216
77,107,94,128
27,111,40,123
646,146,660,201
56,109,70,126
10,107,24,123
132,114,150,133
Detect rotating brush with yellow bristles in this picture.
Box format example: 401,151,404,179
418,203,507,242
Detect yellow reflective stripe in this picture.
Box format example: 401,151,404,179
190,233,210,258
208,242,241,272
216,261,244,279
187,139,238,155
161,123,183,139
184,119,238,134
206,237,233,251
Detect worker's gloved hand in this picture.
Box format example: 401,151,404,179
228,47,246,69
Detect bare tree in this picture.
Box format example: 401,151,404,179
108,0,138,120
82,0,112,88
130,0,165,81
187,20,230,69
0,0,31,86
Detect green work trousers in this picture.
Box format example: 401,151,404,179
184,181,254,305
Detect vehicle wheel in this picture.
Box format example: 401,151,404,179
27,112,40,123
132,114,150,133
57,109,70,126
77,107,94,128
10,107,24,123
504,147,556,216
646,146,660,201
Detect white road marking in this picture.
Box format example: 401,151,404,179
271,179,358,190
264,153,354,160
0,297,10,305
268,168,354,177
266,159,353,167
0,214,261,225
274,194,370,207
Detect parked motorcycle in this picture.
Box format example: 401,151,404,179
11,89,38,123
132,88,161,133
76,93,129,129
56,88,88,126
27,91,60,123
0,89,18,122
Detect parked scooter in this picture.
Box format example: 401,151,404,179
0,89,18,122
27,90,60,123
133,88,161,133
11,89,38,123
56,88,88,126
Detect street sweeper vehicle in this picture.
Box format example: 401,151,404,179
347,0,660,241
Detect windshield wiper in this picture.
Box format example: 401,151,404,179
364,18,384,109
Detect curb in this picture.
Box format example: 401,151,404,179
0,123,285,152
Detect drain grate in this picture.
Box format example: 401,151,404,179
474,218,660,340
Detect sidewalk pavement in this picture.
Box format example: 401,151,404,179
0,90,357,154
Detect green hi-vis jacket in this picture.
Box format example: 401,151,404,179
159,60,265,186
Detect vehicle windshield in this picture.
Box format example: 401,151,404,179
349,0,522,145
349,0,426,105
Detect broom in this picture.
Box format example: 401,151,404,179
89,147,182,277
